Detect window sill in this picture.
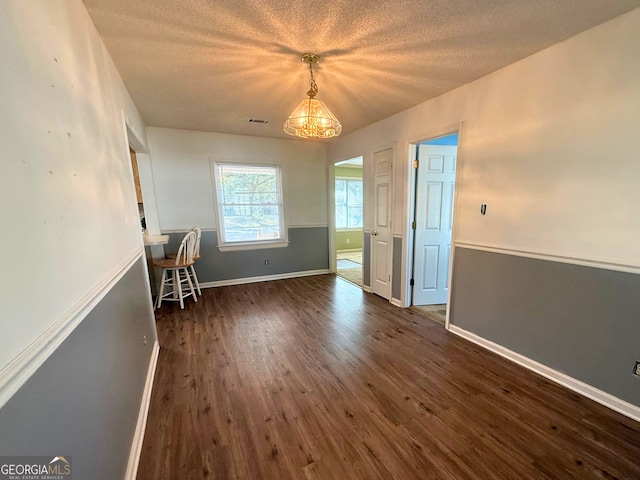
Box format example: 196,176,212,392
336,228,363,232
217,240,289,252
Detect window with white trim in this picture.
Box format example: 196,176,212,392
335,177,363,229
213,163,286,249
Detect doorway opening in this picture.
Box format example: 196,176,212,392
130,148,146,231
334,156,364,287
410,132,459,325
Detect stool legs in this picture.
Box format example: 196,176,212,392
156,268,168,309
155,266,197,310
175,268,184,309
190,265,201,296
184,268,197,302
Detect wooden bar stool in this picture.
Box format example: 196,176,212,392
166,227,202,296
154,230,197,309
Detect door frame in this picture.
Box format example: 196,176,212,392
371,144,396,300
327,152,365,279
411,143,457,306
404,123,465,329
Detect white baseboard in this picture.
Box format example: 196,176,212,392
448,325,640,423
199,269,330,288
363,285,372,293
0,248,144,410
125,341,160,480
336,248,363,253
390,298,403,307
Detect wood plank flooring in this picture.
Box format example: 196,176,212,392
137,275,640,479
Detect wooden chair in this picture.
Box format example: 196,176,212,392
166,227,202,296
154,230,198,309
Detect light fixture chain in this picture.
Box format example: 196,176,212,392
307,61,318,99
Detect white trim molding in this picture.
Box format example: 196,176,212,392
0,248,144,410
336,248,363,253
455,242,640,275
287,224,329,229
390,298,404,308
161,228,216,233
125,341,160,480
200,269,330,288
161,225,329,234
448,325,640,423
216,240,289,252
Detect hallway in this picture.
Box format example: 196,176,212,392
336,249,362,287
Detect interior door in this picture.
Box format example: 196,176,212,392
413,145,457,305
372,148,393,299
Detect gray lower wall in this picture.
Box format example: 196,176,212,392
392,236,403,300
363,233,371,287
0,256,158,478
450,247,640,407
163,227,329,282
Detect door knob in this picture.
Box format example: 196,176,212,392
371,231,378,236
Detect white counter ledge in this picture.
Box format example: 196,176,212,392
143,234,170,246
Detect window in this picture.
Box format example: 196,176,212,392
213,163,286,250
335,178,363,229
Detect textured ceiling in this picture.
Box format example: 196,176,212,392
83,0,640,141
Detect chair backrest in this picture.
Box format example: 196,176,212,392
193,227,202,257
174,230,197,266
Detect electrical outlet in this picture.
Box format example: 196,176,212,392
142,335,147,346
633,361,640,377
264,259,269,266
346,238,351,244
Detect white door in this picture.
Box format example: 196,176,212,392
372,148,393,299
413,145,457,305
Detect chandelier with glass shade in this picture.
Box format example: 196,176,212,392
283,53,342,139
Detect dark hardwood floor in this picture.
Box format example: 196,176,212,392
137,275,640,479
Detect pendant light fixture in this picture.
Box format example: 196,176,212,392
283,53,342,139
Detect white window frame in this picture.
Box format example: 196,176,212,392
212,162,288,252
335,176,363,232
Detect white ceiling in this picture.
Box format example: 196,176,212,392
83,0,640,141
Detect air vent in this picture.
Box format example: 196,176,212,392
247,118,270,125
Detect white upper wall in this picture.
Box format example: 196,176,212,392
0,1,146,371
147,127,328,231
328,8,640,268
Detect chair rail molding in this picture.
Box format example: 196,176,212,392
0,248,145,409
